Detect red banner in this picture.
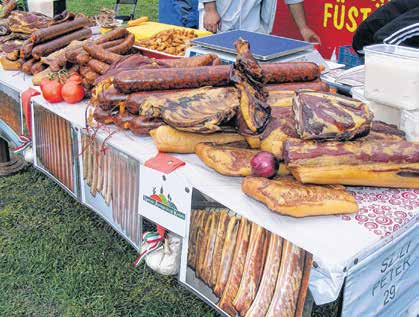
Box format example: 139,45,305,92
272,0,390,58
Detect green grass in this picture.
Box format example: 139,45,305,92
0,168,214,317
66,0,159,21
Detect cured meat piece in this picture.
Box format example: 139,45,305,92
124,89,188,115
242,176,359,217
293,91,373,141
161,54,219,68
195,142,259,176
245,234,283,317
83,42,122,64
20,39,34,59
93,107,115,124
197,212,214,279
107,33,135,54
8,11,51,34
31,17,91,44
159,87,239,133
0,55,22,70
21,59,36,74
284,138,419,188
258,106,298,159
32,28,92,58
214,216,239,297
94,27,128,45
94,84,127,110
0,0,16,19
150,126,245,154
76,51,91,65
233,224,268,316
194,211,210,278
41,40,83,70
295,253,313,317
187,210,203,269
1,39,23,54
49,10,75,25
233,39,270,135
31,61,46,74
266,241,307,317
84,70,99,85
87,59,110,75
362,120,406,141
201,212,220,285
129,116,165,136
113,111,134,130
210,210,230,288
266,80,329,92
218,217,251,316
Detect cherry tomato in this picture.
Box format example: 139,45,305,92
67,73,82,85
61,82,84,104
41,78,63,103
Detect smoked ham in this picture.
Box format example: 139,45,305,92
293,91,373,141
242,176,359,217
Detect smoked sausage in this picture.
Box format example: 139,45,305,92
107,33,135,54
31,18,91,44
161,54,219,68
114,62,320,93
83,42,122,64
87,59,110,75
129,116,165,135
94,27,128,45
32,27,92,58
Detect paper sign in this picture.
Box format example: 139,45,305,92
342,223,418,317
139,165,192,237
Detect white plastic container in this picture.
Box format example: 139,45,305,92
364,44,419,111
351,87,401,127
400,109,419,141
27,0,65,18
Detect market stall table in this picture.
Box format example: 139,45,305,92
0,66,416,317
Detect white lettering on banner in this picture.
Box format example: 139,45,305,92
342,224,418,317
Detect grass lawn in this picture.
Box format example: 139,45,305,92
0,169,338,316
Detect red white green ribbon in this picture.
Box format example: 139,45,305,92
11,135,31,155
133,231,164,267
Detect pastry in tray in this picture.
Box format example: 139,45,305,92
241,176,359,217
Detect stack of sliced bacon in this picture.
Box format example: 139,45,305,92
188,208,312,317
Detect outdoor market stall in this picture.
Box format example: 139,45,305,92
0,3,417,317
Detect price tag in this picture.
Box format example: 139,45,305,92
342,224,418,317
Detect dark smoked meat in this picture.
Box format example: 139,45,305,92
293,91,373,141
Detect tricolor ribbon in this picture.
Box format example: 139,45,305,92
133,231,165,267
11,135,31,154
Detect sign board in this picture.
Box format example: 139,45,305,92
273,0,389,57
139,165,192,237
342,223,418,317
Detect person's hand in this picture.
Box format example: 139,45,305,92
203,6,221,33
300,26,321,43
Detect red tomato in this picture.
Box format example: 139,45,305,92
61,82,84,104
41,78,63,103
67,73,82,85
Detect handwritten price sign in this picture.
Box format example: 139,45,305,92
342,224,418,317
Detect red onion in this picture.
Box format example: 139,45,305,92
250,151,278,178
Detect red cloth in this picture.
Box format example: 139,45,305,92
145,152,185,174
21,88,40,138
